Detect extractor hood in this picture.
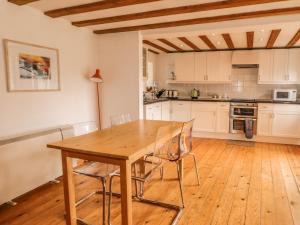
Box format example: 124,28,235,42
231,50,259,68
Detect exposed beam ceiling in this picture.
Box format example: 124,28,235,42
94,7,300,34
8,0,39,5
246,31,254,49
72,0,286,27
286,29,300,47
222,33,235,49
199,35,216,50
143,40,170,53
148,49,159,54
45,0,161,18
178,37,200,51
157,39,183,51
266,29,281,48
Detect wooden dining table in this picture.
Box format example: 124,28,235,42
47,120,183,225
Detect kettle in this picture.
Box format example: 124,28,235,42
191,88,200,99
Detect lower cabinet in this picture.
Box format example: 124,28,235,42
145,102,162,120
191,102,229,133
257,104,300,138
161,101,171,121
171,101,191,122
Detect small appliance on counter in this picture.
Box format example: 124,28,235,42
273,89,297,102
166,90,179,99
191,88,200,99
155,89,166,99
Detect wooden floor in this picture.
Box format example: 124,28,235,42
1,138,300,225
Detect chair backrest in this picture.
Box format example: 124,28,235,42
60,121,98,140
110,113,132,127
178,119,194,158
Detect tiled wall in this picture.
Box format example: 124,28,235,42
161,68,300,99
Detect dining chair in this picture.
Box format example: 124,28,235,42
110,113,132,127
60,121,119,225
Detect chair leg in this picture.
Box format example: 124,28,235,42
100,178,107,225
108,176,115,225
176,163,185,208
133,163,139,197
191,153,200,185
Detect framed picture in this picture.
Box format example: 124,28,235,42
3,39,60,92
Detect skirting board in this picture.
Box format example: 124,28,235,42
193,131,300,145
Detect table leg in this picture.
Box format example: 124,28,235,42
179,159,184,180
120,160,133,225
61,151,77,225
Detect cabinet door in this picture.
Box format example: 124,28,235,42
194,52,206,82
257,111,273,136
216,103,230,133
161,101,171,121
206,52,220,81
145,105,154,120
152,103,162,120
288,49,300,83
174,53,194,81
258,50,273,83
171,101,191,122
218,51,232,82
272,111,300,138
272,49,289,82
191,102,217,132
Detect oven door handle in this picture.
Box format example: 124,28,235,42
231,118,257,121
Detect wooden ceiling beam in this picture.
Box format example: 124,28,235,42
143,40,170,53
199,35,216,50
8,0,39,5
222,33,235,49
266,29,281,48
72,0,286,27
286,29,300,48
148,49,159,54
178,37,200,51
45,0,161,18
246,31,254,49
157,39,183,51
94,7,300,34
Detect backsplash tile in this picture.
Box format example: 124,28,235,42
159,68,300,99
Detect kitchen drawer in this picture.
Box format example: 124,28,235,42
258,103,274,111
274,104,300,112
217,102,230,110
192,102,218,111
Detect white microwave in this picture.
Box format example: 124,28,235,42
273,89,297,101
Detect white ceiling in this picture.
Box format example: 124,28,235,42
16,0,300,52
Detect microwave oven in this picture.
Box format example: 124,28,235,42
273,89,297,101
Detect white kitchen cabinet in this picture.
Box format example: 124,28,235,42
216,103,230,133
218,51,232,82
161,101,171,121
194,52,206,82
272,104,300,138
288,48,300,83
206,52,220,82
145,102,161,120
174,53,194,82
191,102,217,132
258,50,273,83
171,101,191,122
257,104,274,136
272,49,289,82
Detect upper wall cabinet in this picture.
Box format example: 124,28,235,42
288,49,300,82
258,49,299,84
194,51,232,83
174,53,194,82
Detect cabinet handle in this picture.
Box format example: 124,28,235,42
258,75,260,81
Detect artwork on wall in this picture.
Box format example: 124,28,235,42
3,39,60,92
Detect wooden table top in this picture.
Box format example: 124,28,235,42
47,120,182,161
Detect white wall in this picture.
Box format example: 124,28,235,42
0,1,99,137
98,31,143,128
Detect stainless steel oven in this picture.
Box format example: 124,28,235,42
230,102,258,134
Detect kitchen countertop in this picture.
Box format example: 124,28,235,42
144,97,300,105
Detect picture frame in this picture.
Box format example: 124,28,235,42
3,39,60,92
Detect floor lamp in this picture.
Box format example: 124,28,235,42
90,69,103,130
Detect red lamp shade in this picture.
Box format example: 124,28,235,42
90,69,103,83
